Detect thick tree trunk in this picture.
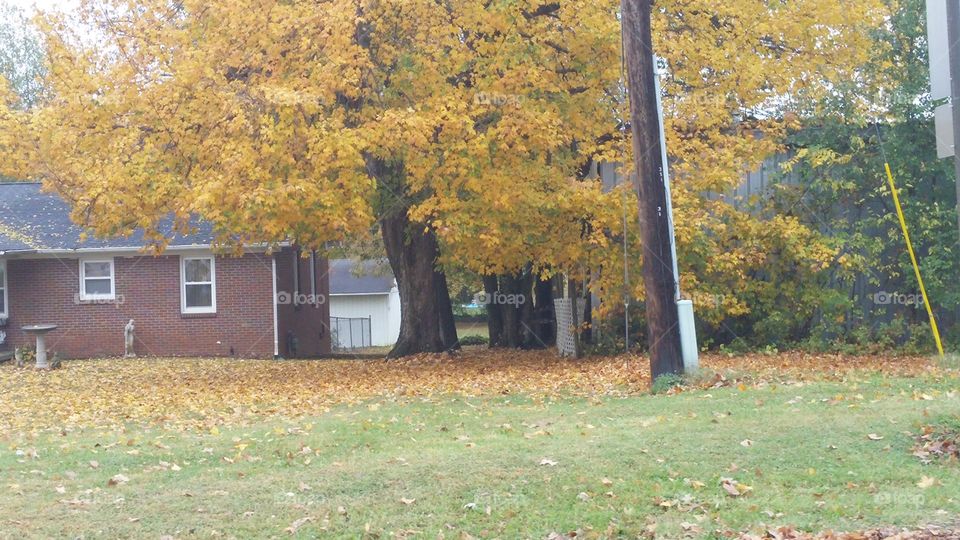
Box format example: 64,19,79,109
533,276,556,346
484,269,554,349
621,0,684,379
380,208,459,357
369,157,459,359
435,270,460,350
499,273,523,347
483,275,504,347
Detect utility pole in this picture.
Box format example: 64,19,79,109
620,0,684,380
947,0,960,243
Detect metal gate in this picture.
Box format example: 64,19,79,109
331,316,372,350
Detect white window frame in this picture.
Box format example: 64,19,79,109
78,258,116,301
180,255,216,314
0,260,7,318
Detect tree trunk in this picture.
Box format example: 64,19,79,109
380,208,459,357
484,269,554,349
369,156,459,359
435,270,460,350
500,272,524,347
621,0,684,379
483,274,504,347
529,275,556,347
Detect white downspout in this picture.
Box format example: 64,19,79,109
309,251,317,308
271,256,279,358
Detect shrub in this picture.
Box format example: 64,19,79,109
459,335,489,347
651,373,684,394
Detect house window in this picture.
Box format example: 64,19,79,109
0,261,7,318
79,259,115,300
181,256,216,314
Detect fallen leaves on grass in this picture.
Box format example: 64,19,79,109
735,525,960,539
721,477,752,497
284,516,312,534
107,474,129,486
653,494,703,512
912,423,960,463
916,475,941,489
0,350,944,435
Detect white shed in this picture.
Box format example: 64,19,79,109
328,259,401,348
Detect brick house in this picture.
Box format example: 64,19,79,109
0,182,331,359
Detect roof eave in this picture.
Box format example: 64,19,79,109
0,241,291,256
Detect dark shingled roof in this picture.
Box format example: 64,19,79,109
0,182,216,252
329,258,395,295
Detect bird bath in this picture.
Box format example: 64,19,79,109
21,324,58,369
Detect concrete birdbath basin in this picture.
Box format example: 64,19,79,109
21,324,58,369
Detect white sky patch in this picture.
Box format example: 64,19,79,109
0,0,79,14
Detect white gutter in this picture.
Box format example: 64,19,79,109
28,241,292,255
271,256,279,358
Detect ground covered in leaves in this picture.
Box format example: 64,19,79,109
0,350,942,435
0,350,957,538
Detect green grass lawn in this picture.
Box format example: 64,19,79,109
1,367,957,539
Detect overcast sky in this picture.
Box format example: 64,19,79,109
1,0,78,14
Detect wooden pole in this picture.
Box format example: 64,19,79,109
620,0,683,380
947,0,960,243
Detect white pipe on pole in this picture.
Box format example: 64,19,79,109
652,55,699,371
652,57,682,301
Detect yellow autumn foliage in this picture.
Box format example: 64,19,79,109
0,0,885,323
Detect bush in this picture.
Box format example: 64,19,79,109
651,373,684,394
15,345,36,367
459,335,489,346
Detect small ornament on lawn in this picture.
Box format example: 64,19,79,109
124,319,136,358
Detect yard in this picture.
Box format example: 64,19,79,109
0,351,958,539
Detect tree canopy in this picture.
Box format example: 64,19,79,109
0,0,890,355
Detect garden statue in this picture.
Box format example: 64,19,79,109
124,319,135,358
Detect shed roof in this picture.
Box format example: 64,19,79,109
329,258,395,295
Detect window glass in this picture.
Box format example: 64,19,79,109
81,260,114,298
182,257,215,312
185,284,213,308
85,279,112,295
185,259,211,282
83,261,111,278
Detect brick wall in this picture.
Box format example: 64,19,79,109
2,252,278,359
275,247,331,358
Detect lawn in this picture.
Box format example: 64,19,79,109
0,351,957,539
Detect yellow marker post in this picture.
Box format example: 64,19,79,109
884,163,945,356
